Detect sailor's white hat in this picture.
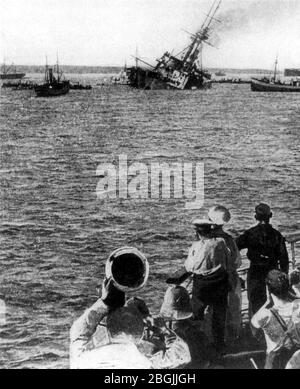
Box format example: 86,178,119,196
192,218,214,227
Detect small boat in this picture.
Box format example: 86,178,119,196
251,78,300,92
251,56,300,92
215,71,226,77
69,82,92,90
111,63,130,85
35,62,70,97
0,63,25,80
13,81,38,90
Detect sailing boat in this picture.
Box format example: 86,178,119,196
35,58,70,97
0,62,25,80
251,57,300,92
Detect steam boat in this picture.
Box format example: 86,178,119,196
35,62,70,97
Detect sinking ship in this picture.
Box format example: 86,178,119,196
126,1,221,90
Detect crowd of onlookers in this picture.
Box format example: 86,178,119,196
69,204,300,369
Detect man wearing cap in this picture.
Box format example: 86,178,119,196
160,285,216,368
183,219,231,354
236,204,289,316
208,205,242,340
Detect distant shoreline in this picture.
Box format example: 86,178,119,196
6,65,280,75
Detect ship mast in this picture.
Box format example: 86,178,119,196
56,50,60,82
45,55,49,83
135,46,139,68
181,0,222,72
273,55,278,82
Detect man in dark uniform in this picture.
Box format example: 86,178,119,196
236,204,289,316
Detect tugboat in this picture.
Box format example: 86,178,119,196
251,57,300,92
35,61,70,97
126,0,222,90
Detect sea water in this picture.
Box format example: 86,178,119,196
0,77,299,368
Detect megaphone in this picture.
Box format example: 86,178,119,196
105,247,149,293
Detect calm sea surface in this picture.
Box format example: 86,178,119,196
0,74,299,368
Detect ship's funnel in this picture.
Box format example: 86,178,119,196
105,247,149,292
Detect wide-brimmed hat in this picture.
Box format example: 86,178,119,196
208,205,231,225
192,218,214,227
160,286,193,321
106,307,144,342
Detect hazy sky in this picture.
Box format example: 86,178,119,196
1,0,300,69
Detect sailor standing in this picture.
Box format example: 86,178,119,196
183,219,231,354
236,204,289,316
208,206,242,340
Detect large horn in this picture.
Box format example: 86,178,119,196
105,247,149,292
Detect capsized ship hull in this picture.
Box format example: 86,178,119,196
127,66,212,90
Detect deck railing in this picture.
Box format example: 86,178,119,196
284,231,300,269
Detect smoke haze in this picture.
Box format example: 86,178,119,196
1,0,299,69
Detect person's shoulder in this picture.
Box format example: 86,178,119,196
189,241,202,253
267,224,284,237
215,237,230,249
204,237,226,250
247,225,261,234
191,240,201,248
237,225,257,239
251,307,272,328
293,298,300,313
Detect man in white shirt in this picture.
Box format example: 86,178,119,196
70,278,191,369
184,219,230,354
